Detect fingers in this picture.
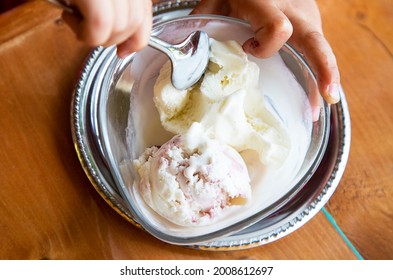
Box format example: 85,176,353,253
64,0,152,56
192,0,340,105
240,2,293,58
192,0,293,58
287,1,341,104
117,1,152,57
69,0,114,46
297,31,340,104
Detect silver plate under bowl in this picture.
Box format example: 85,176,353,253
70,0,351,250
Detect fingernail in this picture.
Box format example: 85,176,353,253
250,39,260,49
312,106,321,122
327,83,340,102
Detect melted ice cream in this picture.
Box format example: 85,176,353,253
127,39,312,237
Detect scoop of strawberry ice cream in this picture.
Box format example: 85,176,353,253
133,124,252,226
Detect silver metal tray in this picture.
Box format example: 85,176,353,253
71,0,351,250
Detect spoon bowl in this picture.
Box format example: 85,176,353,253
149,31,210,90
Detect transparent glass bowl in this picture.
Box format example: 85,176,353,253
75,15,330,245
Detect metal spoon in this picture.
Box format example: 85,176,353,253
47,0,210,90
149,31,210,89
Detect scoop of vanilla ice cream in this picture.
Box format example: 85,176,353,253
153,61,208,134
152,61,192,127
153,39,290,166
200,40,259,101
133,124,252,226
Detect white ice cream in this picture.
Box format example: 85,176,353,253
128,38,312,234
133,123,252,226
153,39,290,166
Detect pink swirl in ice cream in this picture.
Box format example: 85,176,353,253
133,124,252,226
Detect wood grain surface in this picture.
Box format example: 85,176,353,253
0,0,391,260
319,0,393,260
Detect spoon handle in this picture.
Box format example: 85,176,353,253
148,36,176,61
47,0,75,14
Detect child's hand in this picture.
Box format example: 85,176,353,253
62,0,153,57
192,0,340,104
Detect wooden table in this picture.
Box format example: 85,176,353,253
0,0,391,260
